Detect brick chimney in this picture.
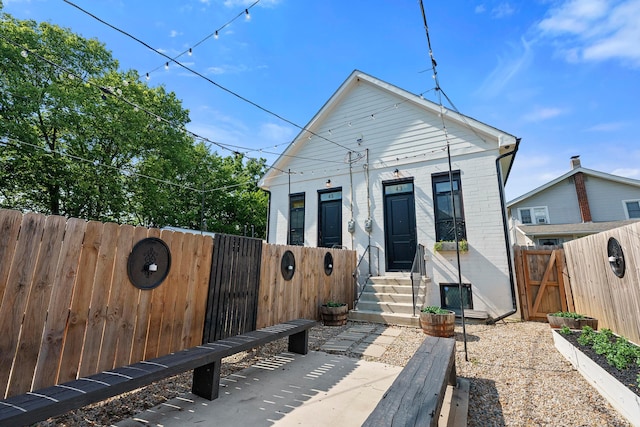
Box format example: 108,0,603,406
571,156,592,222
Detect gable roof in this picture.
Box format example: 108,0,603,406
507,166,640,207
260,70,519,186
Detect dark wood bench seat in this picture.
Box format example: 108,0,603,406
363,335,456,427
0,319,316,426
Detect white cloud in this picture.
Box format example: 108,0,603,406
169,30,181,38
259,123,295,144
586,122,627,132
222,0,281,7
492,2,515,18
537,0,640,67
522,106,567,122
611,167,640,179
475,4,486,14
207,64,249,75
476,37,533,97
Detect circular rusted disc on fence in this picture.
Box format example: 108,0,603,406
127,237,171,290
607,237,625,278
281,250,295,281
324,252,334,276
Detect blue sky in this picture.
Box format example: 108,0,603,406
3,0,639,200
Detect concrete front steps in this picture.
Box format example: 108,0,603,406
349,274,429,327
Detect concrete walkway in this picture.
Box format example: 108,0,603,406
117,324,465,427
319,324,402,358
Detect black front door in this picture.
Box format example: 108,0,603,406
318,189,342,248
384,181,416,271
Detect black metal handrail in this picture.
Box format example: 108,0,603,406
352,245,380,307
410,244,426,316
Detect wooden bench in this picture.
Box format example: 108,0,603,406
0,318,316,426
363,335,456,427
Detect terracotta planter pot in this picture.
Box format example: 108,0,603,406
320,304,348,326
419,311,456,337
547,314,598,330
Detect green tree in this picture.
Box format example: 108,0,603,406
0,13,268,235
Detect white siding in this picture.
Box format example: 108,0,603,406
263,74,516,317
585,175,640,221
510,179,581,225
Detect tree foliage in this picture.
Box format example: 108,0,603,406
0,13,268,237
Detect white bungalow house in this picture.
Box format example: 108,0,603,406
258,70,520,325
507,156,640,246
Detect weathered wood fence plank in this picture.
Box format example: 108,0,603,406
0,210,354,399
59,221,103,383
0,213,46,398
564,222,640,344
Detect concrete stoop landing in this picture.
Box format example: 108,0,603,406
349,274,430,327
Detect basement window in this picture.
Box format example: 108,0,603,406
439,283,473,313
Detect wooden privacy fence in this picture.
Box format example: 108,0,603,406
564,222,640,345
203,234,262,342
0,209,213,399
257,243,356,328
514,245,573,321
0,209,356,399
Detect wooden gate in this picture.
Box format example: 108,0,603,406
514,246,574,321
203,234,263,342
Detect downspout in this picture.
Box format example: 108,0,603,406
264,189,271,243
489,138,521,324
349,151,355,250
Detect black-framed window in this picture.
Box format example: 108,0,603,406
288,193,305,246
440,283,473,312
432,171,466,241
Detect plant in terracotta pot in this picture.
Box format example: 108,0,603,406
547,311,598,330
320,301,348,326
419,306,456,337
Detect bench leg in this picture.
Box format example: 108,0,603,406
192,360,221,400
288,329,309,354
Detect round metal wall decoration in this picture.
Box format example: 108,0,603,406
281,250,296,281
324,252,334,276
607,237,625,278
127,237,171,290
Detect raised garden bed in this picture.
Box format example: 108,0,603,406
552,329,640,426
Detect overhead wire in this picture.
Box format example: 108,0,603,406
62,0,356,155
0,33,290,175
0,137,257,194
419,0,468,361
145,1,261,76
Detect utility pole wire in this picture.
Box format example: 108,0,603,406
418,0,469,362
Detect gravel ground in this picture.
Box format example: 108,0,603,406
37,320,632,426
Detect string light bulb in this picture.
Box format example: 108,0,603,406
20,50,28,58
145,73,150,81
164,62,169,70
214,30,219,39
245,9,251,20
188,48,193,56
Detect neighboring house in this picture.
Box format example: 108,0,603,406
258,70,520,322
507,156,640,246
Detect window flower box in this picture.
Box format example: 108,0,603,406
433,240,468,253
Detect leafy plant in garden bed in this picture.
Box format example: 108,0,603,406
559,326,640,396
547,311,598,330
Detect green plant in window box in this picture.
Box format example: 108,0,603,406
433,239,468,253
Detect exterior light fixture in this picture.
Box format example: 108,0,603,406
326,179,331,188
